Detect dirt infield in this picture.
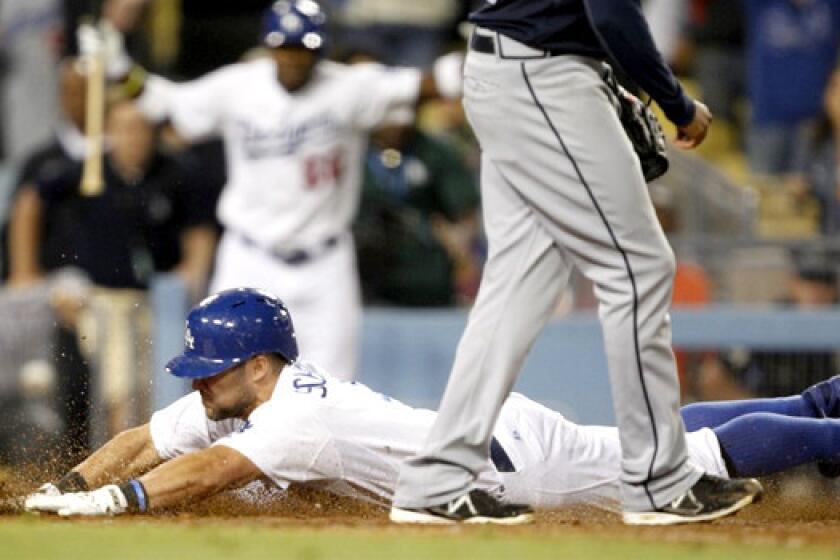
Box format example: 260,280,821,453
176,493,840,550
4,467,840,551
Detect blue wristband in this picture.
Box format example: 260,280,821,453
130,480,147,512
120,479,148,513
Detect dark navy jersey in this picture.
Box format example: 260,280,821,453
470,0,695,126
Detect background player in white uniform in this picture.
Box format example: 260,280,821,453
80,0,462,380
27,287,840,523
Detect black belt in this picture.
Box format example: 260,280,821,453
470,32,563,59
469,33,496,55
490,437,516,473
236,233,340,266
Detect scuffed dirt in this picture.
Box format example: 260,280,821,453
3,468,840,549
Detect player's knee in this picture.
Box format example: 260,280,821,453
654,247,677,281
594,246,675,311
632,244,676,286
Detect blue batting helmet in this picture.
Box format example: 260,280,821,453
165,288,298,380
261,0,326,51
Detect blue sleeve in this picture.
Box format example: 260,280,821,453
583,0,695,127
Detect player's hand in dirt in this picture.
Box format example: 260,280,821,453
25,485,128,516
21,482,62,510
34,482,62,497
24,489,65,513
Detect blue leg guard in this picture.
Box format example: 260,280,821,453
681,397,805,432
681,375,840,431
682,376,840,477
713,413,840,478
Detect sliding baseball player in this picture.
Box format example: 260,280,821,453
24,287,840,523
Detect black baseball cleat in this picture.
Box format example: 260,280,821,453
389,489,534,525
622,474,763,526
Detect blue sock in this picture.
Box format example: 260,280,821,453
713,413,840,477
681,375,840,431
681,397,807,431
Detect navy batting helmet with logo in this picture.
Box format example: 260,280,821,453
261,0,326,51
165,287,298,380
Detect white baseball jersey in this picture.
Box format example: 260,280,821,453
146,58,421,249
149,363,726,508
139,58,422,381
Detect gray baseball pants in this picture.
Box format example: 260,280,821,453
393,40,701,512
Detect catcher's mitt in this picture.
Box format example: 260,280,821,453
601,64,669,183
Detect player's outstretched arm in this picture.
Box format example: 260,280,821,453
25,445,261,516
137,445,262,511
76,22,176,125
73,424,164,488
24,424,163,513
28,424,162,497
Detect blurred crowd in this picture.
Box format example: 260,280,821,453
650,0,840,231
0,0,481,305
0,0,839,467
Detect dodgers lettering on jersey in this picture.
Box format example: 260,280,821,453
165,58,422,250
291,364,328,398
237,113,337,159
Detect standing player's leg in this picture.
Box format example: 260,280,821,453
392,153,571,511
512,57,699,514
392,49,573,518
